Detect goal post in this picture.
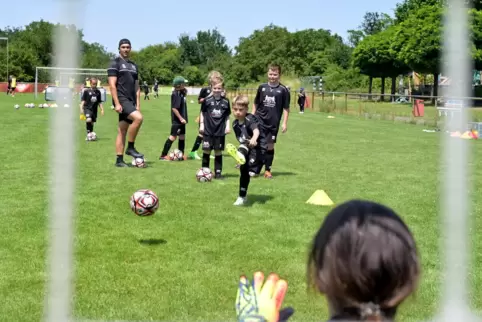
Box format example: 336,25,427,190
34,66,108,98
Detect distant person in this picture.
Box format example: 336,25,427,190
107,38,144,167
142,81,150,100
6,75,15,96
159,76,189,160
80,77,104,139
153,79,159,98
297,88,306,113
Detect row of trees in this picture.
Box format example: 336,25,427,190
351,0,482,100
0,0,480,93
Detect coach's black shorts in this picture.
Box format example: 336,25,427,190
170,124,186,136
262,126,279,144
83,107,98,122
118,100,137,124
202,135,225,151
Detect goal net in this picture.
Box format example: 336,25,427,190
34,66,108,98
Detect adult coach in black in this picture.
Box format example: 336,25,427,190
108,38,144,167
252,63,290,179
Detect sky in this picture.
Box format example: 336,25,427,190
1,0,400,53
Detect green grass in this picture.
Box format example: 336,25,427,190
2,93,482,321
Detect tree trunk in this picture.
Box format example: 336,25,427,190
380,77,386,101
432,73,439,105
369,76,373,100
391,77,396,102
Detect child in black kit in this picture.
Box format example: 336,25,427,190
226,95,267,206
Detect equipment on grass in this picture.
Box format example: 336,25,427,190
169,149,184,161
196,167,213,182
34,66,108,98
131,157,146,168
130,189,159,216
87,132,97,141
14,104,19,109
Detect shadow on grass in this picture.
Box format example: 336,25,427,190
138,238,167,245
272,171,296,176
246,194,274,206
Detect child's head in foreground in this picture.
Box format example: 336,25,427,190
232,95,249,120
308,200,420,321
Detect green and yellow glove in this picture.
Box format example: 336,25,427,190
236,271,294,322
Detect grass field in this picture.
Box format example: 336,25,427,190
3,92,482,321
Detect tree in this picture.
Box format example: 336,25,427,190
359,12,393,36
232,24,291,81
394,5,442,102
347,29,364,47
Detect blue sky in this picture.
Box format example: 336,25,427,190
1,0,400,53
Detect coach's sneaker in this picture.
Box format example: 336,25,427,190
264,170,273,179
214,173,223,180
233,196,247,206
188,151,201,160
125,147,144,158
226,143,246,165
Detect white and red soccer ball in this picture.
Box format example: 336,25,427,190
169,149,183,161
130,189,159,216
196,167,213,182
131,157,146,168
87,132,97,141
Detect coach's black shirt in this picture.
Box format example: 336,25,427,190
233,113,266,145
253,83,290,129
82,88,101,110
107,57,139,103
201,96,230,136
171,90,188,125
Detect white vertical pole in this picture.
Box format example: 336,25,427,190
439,0,475,321
44,1,84,321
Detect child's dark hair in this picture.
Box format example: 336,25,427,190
307,200,420,321
268,63,281,74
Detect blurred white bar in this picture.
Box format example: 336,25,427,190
44,1,84,321
439,0,473,320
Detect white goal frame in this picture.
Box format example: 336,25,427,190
34,66,107,98
40,0,481,320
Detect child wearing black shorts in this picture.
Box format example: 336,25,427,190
226,95,267,206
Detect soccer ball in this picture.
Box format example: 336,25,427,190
169,149,184,161
130,189,159,216
14,104,19,109
131,157,146,168
38,104,43,108
87,132,97,141
24,103,29,108
196,167,213,182
43,104,49,108
30,103,35,108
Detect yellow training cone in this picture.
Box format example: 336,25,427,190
306,190,334,206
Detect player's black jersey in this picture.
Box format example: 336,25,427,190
82,88,101,109
107,56,139,103
233,113,266,145
171,90,188,124
201,96,230,136
253,83,290,129
154,82,158,90
7,75,12,85
142,83,149,93
198,86,211,103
